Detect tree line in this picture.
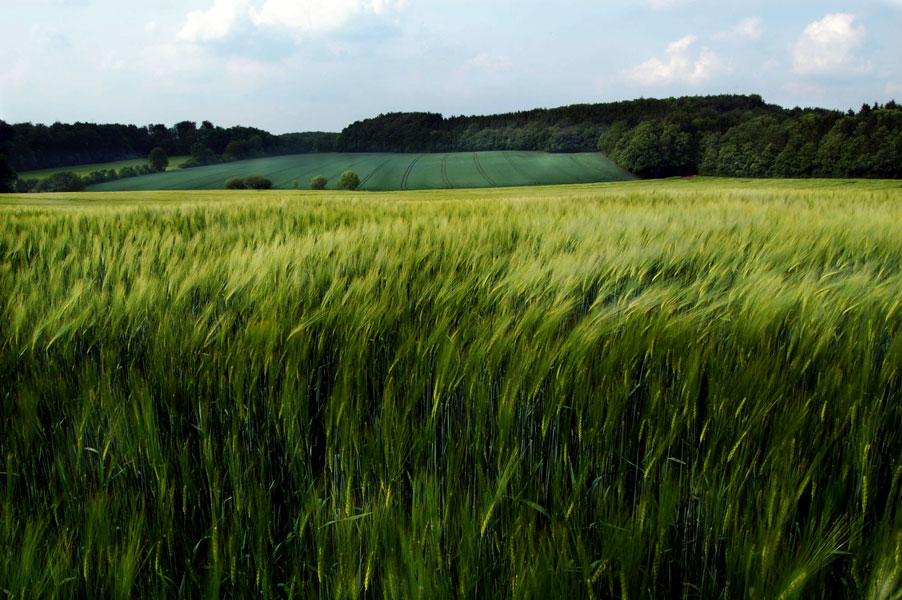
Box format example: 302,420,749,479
337,95,902,178
0,119,338,173
2,94,901,190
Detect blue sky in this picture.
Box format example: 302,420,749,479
2,0,901,133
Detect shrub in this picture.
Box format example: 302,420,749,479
244,174,272,190
310,175,327,190
83,170,119,186
224,177,247,190
16,178,39,193
118,166,138,179
33,171,86,192
337,170,360,190
291,180,299,189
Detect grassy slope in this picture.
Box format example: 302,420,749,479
2,179,902,598
85,151,635,192
18,156,190,179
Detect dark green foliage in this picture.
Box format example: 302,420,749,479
337,95,768,154
32,171,85,192
700,105,902,178
223,136,264,162
223,175,271,189
82,169,120,186
2,118,336,173
0,154,16,193
335,96,902,179
612,121,694,178
185,142,217,168
148,147,168,172
243,174,272,190
15,178,38,193
310,175,327,190
337,170,360,190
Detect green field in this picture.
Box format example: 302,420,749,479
2,179,902,598
85,151,634,192
18,156,190,180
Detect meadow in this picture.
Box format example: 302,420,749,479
85,151,634,192
18,156,190,180
1,178,902,598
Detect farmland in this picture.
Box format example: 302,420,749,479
2,179,902,598
18,156,190,180
86,151,634,192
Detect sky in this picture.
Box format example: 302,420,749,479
2,0,902,134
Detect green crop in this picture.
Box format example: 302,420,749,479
86,151,634,192
1,179,901,598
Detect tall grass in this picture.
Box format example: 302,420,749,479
1,180,902,598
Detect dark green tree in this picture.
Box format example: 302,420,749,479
338,170,360,190
0,154,17,193
614,122,692,178
311,175,327,190
148,147,169,172
190,142,216,165
223,136,264,161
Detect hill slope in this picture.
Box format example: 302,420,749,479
87,151,634,191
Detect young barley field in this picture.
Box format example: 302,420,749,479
1,179,902,598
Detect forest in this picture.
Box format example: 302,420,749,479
337,95,902,178
0,120,338,172
2,94,901,182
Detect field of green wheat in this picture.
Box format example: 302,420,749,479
85,151,633,192
2,179,902,598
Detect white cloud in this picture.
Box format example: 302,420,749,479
630,35,731,85
178,0,249,43
782,81,826,99
178,0,406,42
30,24,70,49
715,17,764,41
463,53,513,72
887,82,902,97
144,21,157,34
792,13,867,75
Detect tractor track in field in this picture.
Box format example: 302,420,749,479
502,151,537,185
472,153,496,186
358,157,394,189
441,154,453,189
400,155,423,190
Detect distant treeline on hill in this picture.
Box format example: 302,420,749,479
2,94,901,182
0,119,338,172
338,94,902,178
